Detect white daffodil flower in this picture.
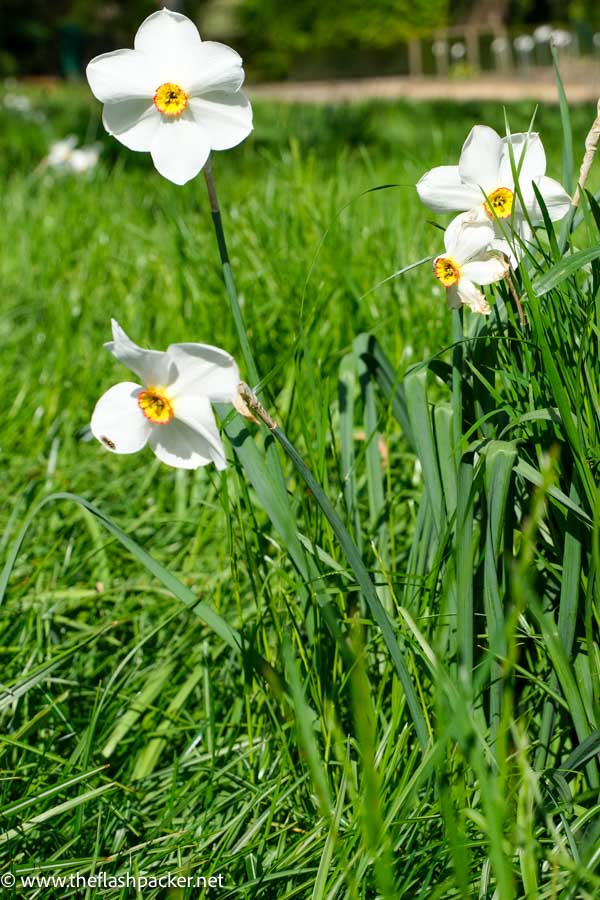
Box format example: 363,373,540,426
432,212,509,315
91,320,239,470
417,125,571,263
86,7,252,185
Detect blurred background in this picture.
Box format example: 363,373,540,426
2,0,600,84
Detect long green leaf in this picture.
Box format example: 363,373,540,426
0,491,240,650
531,246,600,295
271,425,429,748
552,47,574,196
338,352,363,549
536,478,584,771
405,368,445,535
482,441,517,736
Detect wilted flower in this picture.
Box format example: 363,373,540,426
91,320,239,470
86,7,252,185
416,125,571,263
432,212,508,315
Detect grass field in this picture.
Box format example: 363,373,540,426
1,83,600,898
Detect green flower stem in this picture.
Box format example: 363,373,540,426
203,158,260,388
505,268,526,327
452,309,474,677
451,309,463,469
238,383,430,749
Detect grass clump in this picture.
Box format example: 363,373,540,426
1,82,600,898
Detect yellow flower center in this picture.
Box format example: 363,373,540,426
484,187,514,220
433,256,461,287
138,387,174,425
153,82,188,117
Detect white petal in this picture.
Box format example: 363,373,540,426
522,176,571,222
490,237,519,266
149,417,225,470
106,320,174,386
150,115,210,185
444,211,494,262
173,394,228,466
188,93,252,150
91,382,151,454
102,100,160,151
416,166,481,213
167,343,239,401
134,9,203,85
457,279,491,315
86,49,155,103
499,133,546,187
458,125,502,191
186,41,245,95
135,9,202,55
461,254,509,285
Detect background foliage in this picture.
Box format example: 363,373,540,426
3,0,600,80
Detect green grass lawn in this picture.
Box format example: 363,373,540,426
1,84,599,898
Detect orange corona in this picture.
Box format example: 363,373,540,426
138,387,174,424
433,256,461,287
484,187,514,220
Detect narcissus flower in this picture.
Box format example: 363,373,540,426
91,320,239,469
86,8,252,185
432,213,509,315
417,125,570,261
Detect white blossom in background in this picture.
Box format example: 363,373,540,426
2,88,46,123
91,320,239,470
513,35,535,53
551,30,573,50
416,125,571,264
533,25,553,43
46,136,78,168
68,146,101,173
491,37,510,54
432,212,509,316
3,92,32,113
43,136,101,174
86,7,253,185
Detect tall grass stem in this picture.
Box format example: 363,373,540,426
238,384,429,748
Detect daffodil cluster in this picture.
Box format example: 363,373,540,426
85,7,574,472
87,8,252,469
416,125,571,314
